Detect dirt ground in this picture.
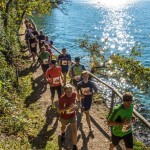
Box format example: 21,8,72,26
28,60,125,150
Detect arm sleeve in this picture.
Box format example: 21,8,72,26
91,81,98,92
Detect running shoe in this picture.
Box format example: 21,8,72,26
51,104,56,109
89,126,94,132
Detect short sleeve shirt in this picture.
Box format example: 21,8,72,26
59,93,76,119
108,104,133,137
46,66,62,86
58,54,71,71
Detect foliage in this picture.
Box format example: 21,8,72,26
78,36,150,93
134,139,150,150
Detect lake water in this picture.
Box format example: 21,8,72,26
32,0,150,120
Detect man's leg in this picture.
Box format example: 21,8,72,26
84,110,92,130
63,72,67,85
60,119,67,143
70,121,78,150
109,133,121,150
50,86,55,106
124,132,133,150
109,143,115,150
56,85,62,99
70,122,77,145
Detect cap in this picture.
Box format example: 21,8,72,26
51,60,56,64
75,57,80,62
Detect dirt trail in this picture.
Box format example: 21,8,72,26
21,22,123,149
28,62,115,150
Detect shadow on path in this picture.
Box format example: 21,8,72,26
90,116,122,150
29,106,59,149
19,63,40,77
24,73,47,107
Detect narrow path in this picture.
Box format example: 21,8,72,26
27,62,119,150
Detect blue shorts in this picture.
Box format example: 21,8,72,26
81,98,92,111
61,66,69,73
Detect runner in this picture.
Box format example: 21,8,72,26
28,34,38,62
58,48,71,85
46,60,63,109
37,31,45,51
38,46,51,83
77,71,98,132
58,84,78,150
107,92,134,150
45,36,53,46
69,57,86,89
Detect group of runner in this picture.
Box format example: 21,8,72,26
24,19,135,150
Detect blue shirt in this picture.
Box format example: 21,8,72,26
58,54,71,71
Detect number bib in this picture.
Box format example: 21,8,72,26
66,108,75,114
81,87,90,95
62,60,68,65
122,124,131,132
74,75,80,81
43,59,49,64
53,77,60,84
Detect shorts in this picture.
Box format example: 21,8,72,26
61,66,69,73
111,132,133,148
60,117,77,125
81,98,92,111
41,64,49,73
31,48,37,53
50,85,62,99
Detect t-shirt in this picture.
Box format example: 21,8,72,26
59,92,76,119
39,51,50,64
29,38,37,49
70,64,86,80
77,80,98,100
58,54,71,71
108,104,133,137
37,35,45,43
46,66,62,86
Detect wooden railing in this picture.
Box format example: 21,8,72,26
51,45,150,129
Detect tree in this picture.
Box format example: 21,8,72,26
78,36,150,93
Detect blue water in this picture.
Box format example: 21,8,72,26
33,0,150,118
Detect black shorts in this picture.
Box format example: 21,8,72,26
81,98,92,111
111,132,133,148
31,48,37,53
50,85,62,99
41,64,49,73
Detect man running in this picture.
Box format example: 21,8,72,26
38,46,51,82
69,57,86,89
58,84,78,150
77,71,98,132
46,60,63,109
107,92,134,150
58,48,71,85
28,34,38,62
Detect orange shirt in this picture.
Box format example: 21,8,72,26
46,66,62,86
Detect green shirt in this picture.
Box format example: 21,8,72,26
108,104,133,137
39,51,50,64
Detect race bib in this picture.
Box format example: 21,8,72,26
81,87,90,95
62,60,68,65
43,59,49,64
75,75,80,81
53,77,60,84
31,43,36,48
66,108,75,114
122,124,131,132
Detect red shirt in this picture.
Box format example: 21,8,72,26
46,66,62,86
59,92,76,119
